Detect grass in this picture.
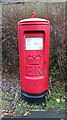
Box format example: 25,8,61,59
46,84,65,110
1,82,66,116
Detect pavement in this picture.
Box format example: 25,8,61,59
1,110,67,120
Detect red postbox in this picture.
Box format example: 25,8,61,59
18,12,50,103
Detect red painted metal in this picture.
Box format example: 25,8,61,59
32,12,36,18
18,13,50,94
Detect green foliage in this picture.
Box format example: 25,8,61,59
45,84,65,110
15,107,24,115
5,93,13,100
2,83,65,116
0,91,4,97
50,50,60,78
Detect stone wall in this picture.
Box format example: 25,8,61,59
0,0,66,2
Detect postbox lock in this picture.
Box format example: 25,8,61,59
32,12,36,18
44,62,46,64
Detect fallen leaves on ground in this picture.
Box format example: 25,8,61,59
56,98,60,103
23,111,30,116
2,110,18,117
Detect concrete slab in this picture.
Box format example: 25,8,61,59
1,110,67,120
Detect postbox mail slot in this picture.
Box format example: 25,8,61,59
26,37,43,50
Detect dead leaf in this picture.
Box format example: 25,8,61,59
3,68,8,72
4,110,17,116
23,111,30,116
58,88,64,90
58,93,61,95
4,113,9,116
8,62,12,65
56,98,60,103
62,98,65,102
48,90,51,95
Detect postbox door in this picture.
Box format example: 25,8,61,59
25,31,44,77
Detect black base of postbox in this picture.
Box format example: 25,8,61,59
21,90,48,104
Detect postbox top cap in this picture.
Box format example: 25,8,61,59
19,18,49,23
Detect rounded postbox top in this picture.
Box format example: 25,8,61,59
19,18,48,23
18,12,50,25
